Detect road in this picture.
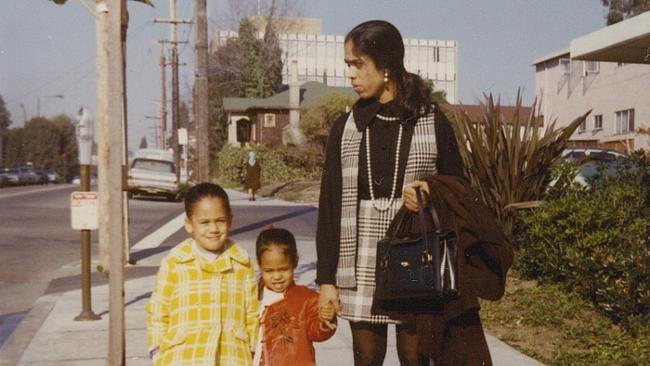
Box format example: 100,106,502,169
0,184,183,346
0,185,319,349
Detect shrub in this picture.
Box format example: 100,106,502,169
300,92,357,158
516,158,650,325
216,144,322,186
447,93,588,239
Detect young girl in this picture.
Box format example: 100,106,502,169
253,228,336,366
146,183,259,366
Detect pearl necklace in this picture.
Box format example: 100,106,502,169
365,116,403,211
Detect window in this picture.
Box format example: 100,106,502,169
585,61,599,74
578,120,586,133
559,58,571,75
615,109,635,134
432,46,440,63
593,114,603,130
263,113,276,128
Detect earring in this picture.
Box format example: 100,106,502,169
383,71,389,83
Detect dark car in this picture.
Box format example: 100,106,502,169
1,168,21,186
14,166,40,185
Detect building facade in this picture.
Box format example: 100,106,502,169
532,10,650,153
212,20,458,103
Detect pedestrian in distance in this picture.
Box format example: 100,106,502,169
146,182,259,365
244,151,261,201
253,227,336,366
316,20,464,366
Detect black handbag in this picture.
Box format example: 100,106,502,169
374,187,459,313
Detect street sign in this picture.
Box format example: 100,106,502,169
71,191,99,230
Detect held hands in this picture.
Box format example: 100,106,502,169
402,180,430,212
319,284,340,331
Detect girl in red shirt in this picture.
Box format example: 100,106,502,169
253,228,336,366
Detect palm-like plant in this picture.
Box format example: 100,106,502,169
445,93,589,240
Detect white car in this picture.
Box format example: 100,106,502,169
127,157,180,201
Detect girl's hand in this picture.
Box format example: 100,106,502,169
319,302,335,321
319,284,340,330
402,180,430,212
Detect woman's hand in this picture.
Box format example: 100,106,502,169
402,180,430,212
319,284,340,330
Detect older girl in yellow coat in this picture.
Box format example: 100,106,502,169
147,183,259,365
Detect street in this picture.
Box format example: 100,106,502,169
0,185,319,351
0,184,183,346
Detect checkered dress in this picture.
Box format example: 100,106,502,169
337,110,438,324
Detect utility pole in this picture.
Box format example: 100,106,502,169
145,114,162,148
97,0,126,363
158,43,168,149
194,0,209,181
154,0,191,181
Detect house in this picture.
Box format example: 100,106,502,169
532,11,650,152
222,76,356,146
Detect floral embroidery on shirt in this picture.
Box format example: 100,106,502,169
269,310,300,345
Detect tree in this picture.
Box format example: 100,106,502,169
0,95,11,166
139,137,148,149
4,115,78,181
219,0,304,31
601,0,650,24
300,93,357,158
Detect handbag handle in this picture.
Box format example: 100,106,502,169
415,186,442,235
387,184,443,242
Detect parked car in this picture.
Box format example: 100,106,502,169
567,149,633,188
34,169,50,184
128,149,179,201
0,173,8,187
46,170,62,184
561,147,628,162
1,168,22,186
72,175,97,186
15,166,41,185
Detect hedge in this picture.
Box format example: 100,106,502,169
516,160,650,326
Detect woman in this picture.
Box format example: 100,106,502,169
244,151,261,201
316,20,463,366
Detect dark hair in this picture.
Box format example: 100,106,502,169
345,20,434,118
184,182,232,218
255,228,299,268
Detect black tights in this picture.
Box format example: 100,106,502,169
350,321,429,366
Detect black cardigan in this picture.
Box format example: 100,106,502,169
315,101,464,285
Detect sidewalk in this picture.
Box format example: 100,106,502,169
0,189,545,365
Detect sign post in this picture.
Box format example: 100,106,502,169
73,107,100,321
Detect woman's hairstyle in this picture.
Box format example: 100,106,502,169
345,20,434,117
256,227,299,268
184,182,232,218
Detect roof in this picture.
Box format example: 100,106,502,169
222,81,357,112
570,11,650,64
445,104,540,125
530,48,570,65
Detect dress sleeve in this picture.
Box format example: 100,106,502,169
146,258,174,349
304,294,336,342
434,106,464,177
244,263,260,352
315,113,347,285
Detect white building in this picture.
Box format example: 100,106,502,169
532,12,650,152
212,18,459,103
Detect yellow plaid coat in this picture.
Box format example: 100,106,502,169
147,239,259,366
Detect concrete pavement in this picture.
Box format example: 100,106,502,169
0,189,545,365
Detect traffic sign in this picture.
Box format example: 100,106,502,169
71,191,99,230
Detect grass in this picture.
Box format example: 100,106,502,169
480,273,650,365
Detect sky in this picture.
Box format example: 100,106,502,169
0,0,608,151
